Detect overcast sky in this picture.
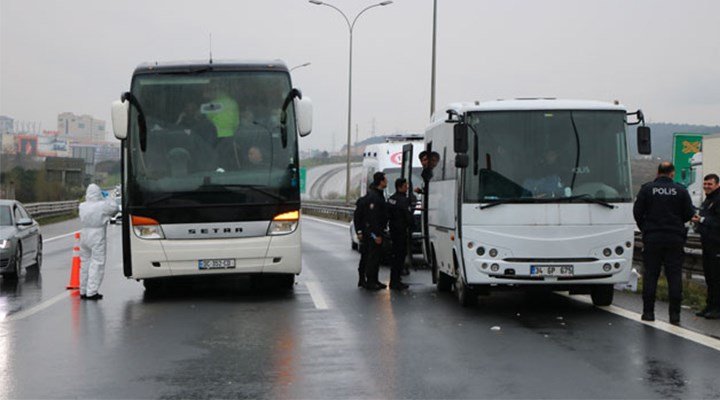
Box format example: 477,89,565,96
1,0,719,151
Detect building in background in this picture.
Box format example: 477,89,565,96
71,144,97,183
57,112,106,142
45,157,84,187
0,116,14,135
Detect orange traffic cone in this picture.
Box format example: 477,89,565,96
66,232,81,290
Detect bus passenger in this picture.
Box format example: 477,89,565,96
523,149,564,198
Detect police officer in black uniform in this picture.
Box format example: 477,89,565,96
387,178,413,290
633,162,694,325
692,173,720,319
353,189,371,288
364,172,389,290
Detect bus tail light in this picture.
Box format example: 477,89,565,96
131,215,165,240
268,210,299,236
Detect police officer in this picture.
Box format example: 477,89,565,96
388,178,413,290
353,187,371,288
634,162,695,325
364,172,389,290
692,173,720,319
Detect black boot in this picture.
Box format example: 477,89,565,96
669,302,681,326
357,273,366,288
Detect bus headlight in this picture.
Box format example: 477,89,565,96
268,210,299,236
131,215,165,240
0,240,9,249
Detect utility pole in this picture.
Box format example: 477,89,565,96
430,0,437,116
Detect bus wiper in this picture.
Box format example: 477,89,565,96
558,194,615,209
220,184,287,203
143,194,190,208
480,198,539,210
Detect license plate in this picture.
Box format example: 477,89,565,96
530,265,574,277
199,258,236,270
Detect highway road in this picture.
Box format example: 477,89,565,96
2,217,720,399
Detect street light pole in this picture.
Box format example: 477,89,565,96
309,0,393,205
430,0,437,117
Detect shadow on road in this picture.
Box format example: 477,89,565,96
140,275,298,304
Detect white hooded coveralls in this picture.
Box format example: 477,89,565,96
79,184,119,296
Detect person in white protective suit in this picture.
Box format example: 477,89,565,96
78,184,119,300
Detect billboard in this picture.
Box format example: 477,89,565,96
17,135,38,156
672,133,704,186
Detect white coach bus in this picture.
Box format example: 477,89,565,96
420,98,651,306
111,60,312,291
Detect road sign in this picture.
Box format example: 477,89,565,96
300,167,306,194
672,133,704,186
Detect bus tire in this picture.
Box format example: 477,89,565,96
455,275,477,307
276,274,295,291
591,285,614,306
143,279,163,294
433,248,452,292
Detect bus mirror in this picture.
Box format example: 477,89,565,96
455,153,469,168
454,123,468,153
295,97,313,137
111,100,129,140
637,126,651,155
681,169,687,181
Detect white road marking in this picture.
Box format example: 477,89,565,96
3,291,72,322
304,281,329,310
301,259,330,310
303,215,349,229
43,231,79,243
570,294,720,352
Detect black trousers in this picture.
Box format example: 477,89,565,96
390,233,408,286
701,244,720,311
642,242,684,313
358,238,368,283
365,238,383,284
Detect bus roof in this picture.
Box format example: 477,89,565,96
431,98,627,124
133,59,289,75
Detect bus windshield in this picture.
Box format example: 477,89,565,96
127,71,299,207
463,110,631,203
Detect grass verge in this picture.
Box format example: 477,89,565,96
637,275,707,311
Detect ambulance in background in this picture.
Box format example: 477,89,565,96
349,134,425,253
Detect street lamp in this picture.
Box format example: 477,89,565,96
309,0,393,205
290,62,312,71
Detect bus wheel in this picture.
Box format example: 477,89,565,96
276,274,295,291
455,275,477,307
143,279,163,294
591,285,614,306
433,248,452,292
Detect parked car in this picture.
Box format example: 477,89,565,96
110,197,122,224
0,200,42,279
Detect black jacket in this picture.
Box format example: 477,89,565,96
364,187,388,238
697,188,720,246
387,191,413,237
353,193,370,235
633,176,694,244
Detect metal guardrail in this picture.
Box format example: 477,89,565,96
302,201,354,222
24,200,79,219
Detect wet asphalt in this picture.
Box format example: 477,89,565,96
1,218,720,399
